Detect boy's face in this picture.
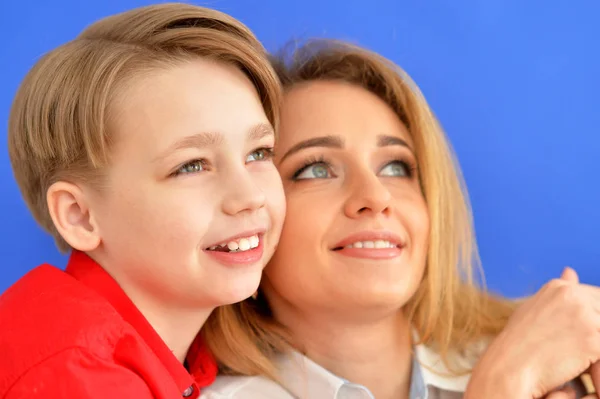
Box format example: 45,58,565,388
87,58,285,309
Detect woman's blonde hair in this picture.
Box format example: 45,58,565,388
8,3,281,252
203,39,516,379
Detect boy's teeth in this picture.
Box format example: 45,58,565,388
238,238,251,251
213,234,260,252
345,240,397,249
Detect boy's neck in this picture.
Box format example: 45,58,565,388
89,251,213,363
136,298,213,363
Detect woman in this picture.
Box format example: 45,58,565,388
201,39,599,399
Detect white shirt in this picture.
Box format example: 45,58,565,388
200,341,484,399
201,340,588,399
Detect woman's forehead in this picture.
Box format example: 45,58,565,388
277,80,414,151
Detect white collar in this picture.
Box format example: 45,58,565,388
275,351,356,398
273,339,485,398
414,342,470,392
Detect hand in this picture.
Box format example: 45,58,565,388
467,267,600,398
545,384,597,399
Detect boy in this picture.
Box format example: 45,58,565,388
0,3,285,398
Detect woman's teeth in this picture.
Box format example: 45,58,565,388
208,235,260,252
345,240,398,249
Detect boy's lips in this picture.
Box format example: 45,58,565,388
204,228,267,250
203,228,267,267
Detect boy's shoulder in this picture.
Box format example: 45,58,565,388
0,262,127,343
0,263,132,393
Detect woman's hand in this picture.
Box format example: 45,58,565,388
545,384,596,399
466,268,600,399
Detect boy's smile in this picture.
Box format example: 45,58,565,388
204,231,265,266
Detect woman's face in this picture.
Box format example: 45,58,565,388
264,80,430,317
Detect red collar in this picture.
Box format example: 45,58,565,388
66,251,217,392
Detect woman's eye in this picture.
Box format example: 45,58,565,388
294,163,332,180
174,160,206,176
246,147,274,163
379,161,411,177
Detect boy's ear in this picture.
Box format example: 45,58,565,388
46,181,101,252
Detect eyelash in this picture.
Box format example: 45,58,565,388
171,159,208,177
249,147,275,162
171,147,275,177
291,155,418,180
292,155,330,179
395,158,418,177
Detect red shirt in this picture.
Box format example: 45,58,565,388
0,251,217,398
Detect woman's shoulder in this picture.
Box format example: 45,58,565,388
200,375,295,399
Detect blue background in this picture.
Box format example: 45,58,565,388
1,1,598,297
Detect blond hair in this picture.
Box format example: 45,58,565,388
8,3,281,252
203,39,516,379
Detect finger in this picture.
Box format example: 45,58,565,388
582,285,600,308
545,392,576,398
561,266,579,283
546,386,577,399
588,363,600,395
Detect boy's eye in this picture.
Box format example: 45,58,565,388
294,163,332,180
379,161,411,177
174,160,206,176
246,147,274,163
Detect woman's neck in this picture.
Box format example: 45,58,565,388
272,301,414,399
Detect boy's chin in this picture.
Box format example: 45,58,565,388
209,273,263,306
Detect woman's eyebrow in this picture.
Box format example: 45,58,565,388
279,135,344,162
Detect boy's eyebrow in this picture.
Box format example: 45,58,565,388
249,123,275,141
154,123,274,163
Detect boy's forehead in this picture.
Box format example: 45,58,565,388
107,62,272,160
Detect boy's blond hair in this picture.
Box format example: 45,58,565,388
8,3,281,252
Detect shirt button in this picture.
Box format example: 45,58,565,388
182,386,194,397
